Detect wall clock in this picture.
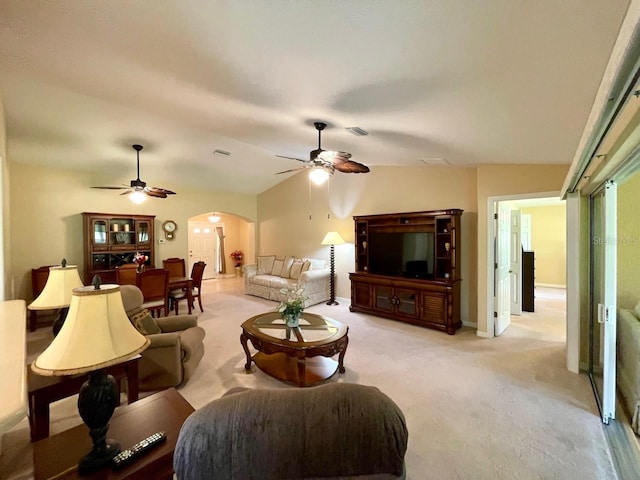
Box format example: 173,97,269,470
162,220,177,240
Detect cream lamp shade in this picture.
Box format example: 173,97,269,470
321,232,346,246
32,284,150,376
28,265,84,310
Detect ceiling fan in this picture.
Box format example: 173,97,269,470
276,122,370,183
92,144,176,202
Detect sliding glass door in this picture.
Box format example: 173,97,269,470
589,180,617,423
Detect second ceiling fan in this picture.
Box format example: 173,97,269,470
276,122,370,182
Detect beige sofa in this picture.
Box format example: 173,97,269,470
243,255,330,307
617,305,640,433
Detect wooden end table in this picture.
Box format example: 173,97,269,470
241,311,349,387
33,387,194,480
28,355,140,442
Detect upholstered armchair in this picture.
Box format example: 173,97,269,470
119,285,205,391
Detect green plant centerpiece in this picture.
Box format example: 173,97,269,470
278,285,308,328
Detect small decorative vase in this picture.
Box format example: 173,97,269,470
284,312,301,328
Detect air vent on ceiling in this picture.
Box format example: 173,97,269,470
418,157,450,166
346,126,368,136
213,149,231,157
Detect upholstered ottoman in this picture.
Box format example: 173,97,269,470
174,383,408,479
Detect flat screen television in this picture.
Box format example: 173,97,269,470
368,231,434,279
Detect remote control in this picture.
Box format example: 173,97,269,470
111,431,167,469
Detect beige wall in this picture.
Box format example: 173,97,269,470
476,164,570,334
520,204,567,286
258,165,478,324
617,171,640,310
9,162,257,301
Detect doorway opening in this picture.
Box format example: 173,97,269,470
187,212,255,280
486,191,570,353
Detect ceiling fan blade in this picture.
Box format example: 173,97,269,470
119,190,134,196
146,187,176,196
91,186,131,190
276,166,308,175
276,155,309,164
333,159,371,174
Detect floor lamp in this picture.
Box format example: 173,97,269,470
321,232,345,306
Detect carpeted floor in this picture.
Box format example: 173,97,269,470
0,279,617,479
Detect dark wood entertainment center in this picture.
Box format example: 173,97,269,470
349,209,462,334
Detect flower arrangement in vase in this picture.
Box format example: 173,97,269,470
133,252,148,273
230,250,244,268
277,285,308,328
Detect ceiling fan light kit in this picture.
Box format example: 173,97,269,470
92,144,177,202
275,121,370,183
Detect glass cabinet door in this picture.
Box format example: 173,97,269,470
396,288,417,316
374,285,394,312
137,220,151,246
92,220,108,246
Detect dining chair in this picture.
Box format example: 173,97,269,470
136,268,170,317
162,257,186,278
115,263,138,286
170,261,206,314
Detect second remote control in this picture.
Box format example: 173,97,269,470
112,431,167,469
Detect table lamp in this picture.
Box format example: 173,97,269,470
31,280,150,474
28,259,84,335
321,232,346,306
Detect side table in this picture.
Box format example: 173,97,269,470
28,355,140,441
33,387,194,480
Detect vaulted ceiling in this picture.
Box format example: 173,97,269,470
0,1,631,195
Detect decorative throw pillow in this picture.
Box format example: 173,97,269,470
281,256,295,278
289,260,304,280
129,308,161,335
257,255,276,275
272,258,284,276
634,300,640,320
301,260,312,272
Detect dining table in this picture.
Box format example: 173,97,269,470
168,276,193,314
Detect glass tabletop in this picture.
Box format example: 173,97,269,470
244,311,346,345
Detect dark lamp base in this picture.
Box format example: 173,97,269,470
78,438,121,475
326,300,339,306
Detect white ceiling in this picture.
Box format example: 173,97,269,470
0,1,631,195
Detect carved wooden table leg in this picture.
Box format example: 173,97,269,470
240,333,252,370
338,336,349,374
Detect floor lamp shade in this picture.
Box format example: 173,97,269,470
321,232,346,246
32,285,150,376
28,265,84,310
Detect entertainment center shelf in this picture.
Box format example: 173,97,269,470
350,209,462,334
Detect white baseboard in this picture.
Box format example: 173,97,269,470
462,320,477,328
535,283,566,289
476,330,493,338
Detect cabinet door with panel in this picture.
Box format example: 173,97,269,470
351,281,372,309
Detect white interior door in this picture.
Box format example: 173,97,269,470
510,210,522,315
495,202,511,336
187,222,218,280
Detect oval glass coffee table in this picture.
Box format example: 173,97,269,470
241,311,349,387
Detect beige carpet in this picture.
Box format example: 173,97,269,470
0,280,616,479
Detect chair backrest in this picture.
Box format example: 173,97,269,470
163,257,186,278
31,265,54,300
191,261,206,290
136,268,169,303
116,263,138,286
